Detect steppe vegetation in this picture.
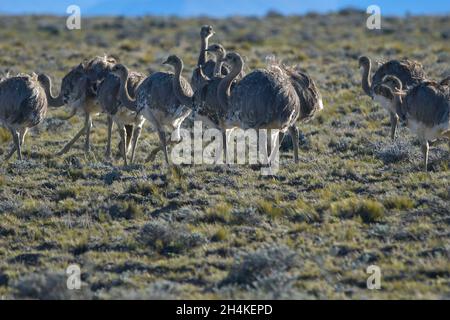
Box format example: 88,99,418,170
0,10,449,299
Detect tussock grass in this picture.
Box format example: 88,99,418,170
257,200,284,220
330,198,385,224
204,202,233,223
0,127,10,143
384,196,416,210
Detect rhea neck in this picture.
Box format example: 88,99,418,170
217,58,243,110
213,52,226,77
198,34,212,67
116,67,137,111
38,75,64,107
393,94,406,121
171,60,193,107
361,60,373,98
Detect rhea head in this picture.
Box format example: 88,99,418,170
200,25,215,39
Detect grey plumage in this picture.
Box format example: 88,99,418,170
218,52,323,163
192,44,234,129
401,82,450,127
202,60,228,81
112,55,193,166
192,44,246,130
49,56,115,156
371,59,425,91
191,25,228,91
0,74,48,161
281,65,323,123
97,70,145,165
375,75,450,171
193,77,227,128
85,55,117,94
97,72,143,116
359,56,427,140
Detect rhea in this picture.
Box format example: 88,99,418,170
374,75,450,171
191,25,228,91
0,74,48,161
217,52,323,164
112,55,193,165
191,44,231,153
41,56,116,156
96,70,145,165
359,56,427,140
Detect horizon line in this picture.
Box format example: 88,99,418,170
0,9,449,19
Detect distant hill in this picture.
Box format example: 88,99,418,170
0,0,449,17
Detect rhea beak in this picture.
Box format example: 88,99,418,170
162,59,169,65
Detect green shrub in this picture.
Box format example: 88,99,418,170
0,127,10,143
0,175,6,187
139,220,206,255
57,187,77,200
204,202,233,223
109,202,144,220
211,228,229,242
257,200,284,220
330,198,385,224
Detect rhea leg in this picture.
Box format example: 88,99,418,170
288,126,299,163
390,112,399,141
57,125,86,156
118,124,128,166
3,144,17,161
125,125,133,154
58,115,90,156
223,130,228,162
146,130,182,163
4,136,17,162
10,129,22,161
105,115,113,159
3,128,25,161
421,140,429,172
268,129,280,165
130,125,142,164
84,113,93,153
157,130,170,166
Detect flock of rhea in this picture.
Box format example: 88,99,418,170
0,25,449,172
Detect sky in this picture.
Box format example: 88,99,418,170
0,0,449,17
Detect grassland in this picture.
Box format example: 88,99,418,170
0,10,449,299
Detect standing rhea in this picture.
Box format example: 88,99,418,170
206,44,227,77
0,74,48,161
97,71,145,165
374,75,450,171
42,56,116,156
192,44,242,157
359,56,427,140
112,55,193,166
191,25,228,91
217,52,323,164
192,45,229,129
